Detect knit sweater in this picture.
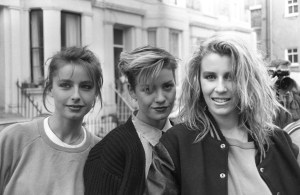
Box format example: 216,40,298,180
84,117,145,195
0,118,100,195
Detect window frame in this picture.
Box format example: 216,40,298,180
61,11,82,49
286,48,299,66
169,29,182,84
29,9,44,85
285,0,299,17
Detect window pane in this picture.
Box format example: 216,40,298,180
61,12,81,48
289,55,293,62
251,9,262,27
293,0,297,3
295,5,298,12
294,55,298,63
114,29,123,45
293,48,298,52
169,30,180,84
114,47,123,93
289,6,293,13
30,9,44,84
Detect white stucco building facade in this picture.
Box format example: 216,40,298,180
0,0,254,120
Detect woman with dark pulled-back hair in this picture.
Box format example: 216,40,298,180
84,45,178,195
0,46,103,195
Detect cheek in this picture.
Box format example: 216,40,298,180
136,94,151,107
168,89,176,102
200,82,210,96
82,92,96,104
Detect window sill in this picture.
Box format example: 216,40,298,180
285,13,299,18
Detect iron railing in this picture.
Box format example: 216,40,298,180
16,81,43,118
83,86,134,138
111,86,134,124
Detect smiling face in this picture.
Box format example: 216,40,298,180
200,53,239,121
50,64,96,121
130,68,176,129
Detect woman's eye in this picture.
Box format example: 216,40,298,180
59,83,71,88
81,85,93,90
205,75,215,80
142,87,151,94
225,74,233,81
163,83,174,90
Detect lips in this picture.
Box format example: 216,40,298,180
66,105,84,111
212,98,230,104
153,106,168,112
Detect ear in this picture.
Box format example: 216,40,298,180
128,84,137,100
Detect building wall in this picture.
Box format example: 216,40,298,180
0,0,254,117
271,0,300,61
0,6,4,112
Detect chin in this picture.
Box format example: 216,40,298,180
67,114,84,120
154,115,169,121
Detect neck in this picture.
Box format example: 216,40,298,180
136,113,166,130
48,115,84,144
213,112,248,142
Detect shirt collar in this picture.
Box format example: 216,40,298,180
132,114,172,146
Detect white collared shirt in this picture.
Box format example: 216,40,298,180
132,114,172,177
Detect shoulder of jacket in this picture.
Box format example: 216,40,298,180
89,120,139,155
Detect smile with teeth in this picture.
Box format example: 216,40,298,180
67,105,83,110
212,98,230,103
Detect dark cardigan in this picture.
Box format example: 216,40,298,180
84,117,145,195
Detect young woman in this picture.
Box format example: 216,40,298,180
0,46,103,195
146,33,300,195
84,46,177,195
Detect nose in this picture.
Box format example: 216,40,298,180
214,79,227,93
71,87,81,102
155,89,166,103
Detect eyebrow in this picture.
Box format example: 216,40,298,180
163,80,175,83
57,79,72,82
57,79,93,84
201,71,216,74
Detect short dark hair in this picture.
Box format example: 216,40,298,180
118,45,177,90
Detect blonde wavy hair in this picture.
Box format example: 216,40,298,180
178,33,282,157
